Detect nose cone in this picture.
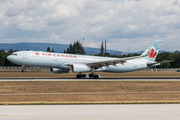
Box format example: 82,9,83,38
7,54,20,65
7,55,12,62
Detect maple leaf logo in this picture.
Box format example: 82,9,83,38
148,49,157,58
35,52,40,55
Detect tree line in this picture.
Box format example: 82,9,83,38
63,41,180,68
0,41,180,68
0,49,19,66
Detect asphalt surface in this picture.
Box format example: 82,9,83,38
0,104,180,120
0,78,180,81
1,91,180,96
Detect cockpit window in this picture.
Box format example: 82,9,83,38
11,54,17,56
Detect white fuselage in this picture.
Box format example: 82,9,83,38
7,51,149,73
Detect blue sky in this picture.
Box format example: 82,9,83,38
0,0,180,52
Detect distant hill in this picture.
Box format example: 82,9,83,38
0,42,175,55
0,42,125,55
131,50,175,55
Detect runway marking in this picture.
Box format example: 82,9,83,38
76,116,180,120
0,91,180,95
0,114,30,116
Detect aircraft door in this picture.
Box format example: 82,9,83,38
133,60,137,67
22,53,27,59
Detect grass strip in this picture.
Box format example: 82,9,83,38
1,101,180,105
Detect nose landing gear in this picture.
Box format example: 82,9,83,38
22,65,26,72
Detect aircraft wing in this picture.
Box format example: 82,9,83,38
64,52,151,69
86,54,149,68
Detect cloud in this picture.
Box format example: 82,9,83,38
0,0,179,52
4,0,29,17
18,22,47,31
173,1,178,6
127,25,139,31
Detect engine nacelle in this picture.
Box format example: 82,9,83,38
71,64,91,73
50,68,69,74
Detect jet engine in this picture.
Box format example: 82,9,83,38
71,64,91,73
50,68,69,74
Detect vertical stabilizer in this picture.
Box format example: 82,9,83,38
141,40,163,61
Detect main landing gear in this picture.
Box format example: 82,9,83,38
76,73,100,79
76,74,86,78
76,67,100,79
89,74,99,79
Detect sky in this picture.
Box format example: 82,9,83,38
0,0,180,52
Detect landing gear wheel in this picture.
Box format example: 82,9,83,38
89,74,94,78
76,74,81,78
81,74,86,78
22,65,26,73
94,75,99,79
89,74,99,79
22,69,26,73
76,74,87,78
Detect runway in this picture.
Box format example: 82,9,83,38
0,104,180,120
0,78,180,81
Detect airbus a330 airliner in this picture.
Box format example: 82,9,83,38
7,40,166,78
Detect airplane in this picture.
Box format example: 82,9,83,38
7,40,167,78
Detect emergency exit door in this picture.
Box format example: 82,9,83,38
22,53,27,59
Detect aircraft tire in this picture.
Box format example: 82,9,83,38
76,74,81,78
94,75,99,79
89,74,94,78
81,74,86,78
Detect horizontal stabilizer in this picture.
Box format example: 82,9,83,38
147,60,174,67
